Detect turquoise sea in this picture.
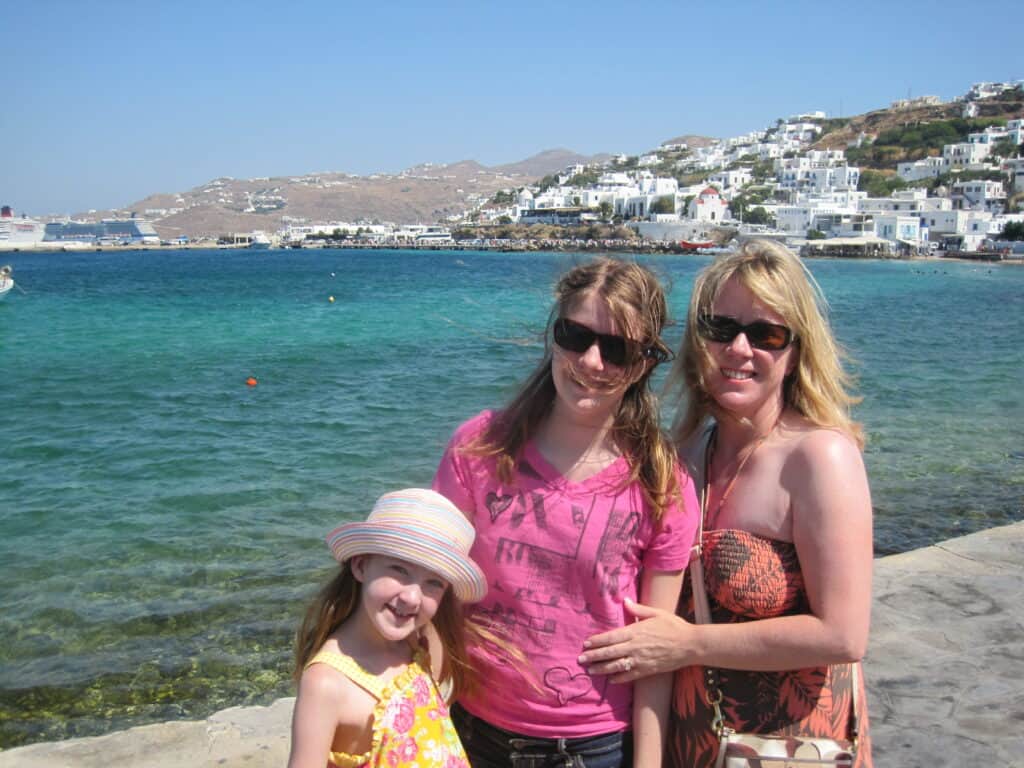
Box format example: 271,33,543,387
1,248,1022,747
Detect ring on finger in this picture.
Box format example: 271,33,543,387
623,658,632,672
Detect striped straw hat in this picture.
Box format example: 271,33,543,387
326,488,486,603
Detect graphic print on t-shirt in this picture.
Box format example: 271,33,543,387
477,459,640,706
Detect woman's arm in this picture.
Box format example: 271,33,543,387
582,429,872,676
631,568,684,768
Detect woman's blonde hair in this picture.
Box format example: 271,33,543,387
670,239,863,448
467,257,679,521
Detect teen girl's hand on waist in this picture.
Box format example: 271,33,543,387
578,598,694,684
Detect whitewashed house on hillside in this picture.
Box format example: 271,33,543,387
951,180,1006,213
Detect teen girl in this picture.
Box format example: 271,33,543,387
433,258,699,768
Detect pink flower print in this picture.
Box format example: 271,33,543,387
386,748,400,768
446,754,470,768
397,737,419,762
391,697,416,734
412,675,431,706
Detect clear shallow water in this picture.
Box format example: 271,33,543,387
1,248,1021,746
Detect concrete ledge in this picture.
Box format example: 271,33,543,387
3,522,1023,767
0,698,295,768
865,522,1024,767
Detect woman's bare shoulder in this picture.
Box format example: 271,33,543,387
784,418,862,467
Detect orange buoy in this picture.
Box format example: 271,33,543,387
246,376,258,387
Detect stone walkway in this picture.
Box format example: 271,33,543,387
3,522,1022,767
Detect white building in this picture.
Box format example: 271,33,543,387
688,186,730,223
709,168,752,191
943,141,991,167
951,180,1006,213
1002,157,1024,192
859,188,951,216
898,156,949,182
874,214,923,245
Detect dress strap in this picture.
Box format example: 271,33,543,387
306,650,386,699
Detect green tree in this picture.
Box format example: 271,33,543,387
744,206,772,225
650,196,676,215
859,170,907,197
1001,221,1024,240
992,138,1021,158
598,201,613,221
497,215,512,225
807,229,827,240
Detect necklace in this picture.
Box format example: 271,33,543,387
706,421,778,529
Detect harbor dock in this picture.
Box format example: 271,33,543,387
2,521,1022,767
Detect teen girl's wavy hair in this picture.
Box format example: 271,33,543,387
467,258,679,521
294,560,515,700
670,238,864,448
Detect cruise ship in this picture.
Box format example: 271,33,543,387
0,205,160,250
0,206,46,250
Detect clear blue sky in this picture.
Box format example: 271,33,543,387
3,0,1021,216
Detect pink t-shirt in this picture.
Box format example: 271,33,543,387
433,411,699,738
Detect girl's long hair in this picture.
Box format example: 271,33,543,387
293,561,514,700
670,239,864,448
466,258,679,521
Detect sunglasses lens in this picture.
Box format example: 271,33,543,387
748,323,791,350
598,337,628,367
700,316,740,343
553,319,593,353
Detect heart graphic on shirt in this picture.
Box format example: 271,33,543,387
544,667,593,706
485,492,514,522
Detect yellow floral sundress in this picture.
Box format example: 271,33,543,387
306,648,469,768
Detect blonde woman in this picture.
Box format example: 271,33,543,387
580,240,873,767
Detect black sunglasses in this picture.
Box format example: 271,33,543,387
553,318,669,367
697,315,793,351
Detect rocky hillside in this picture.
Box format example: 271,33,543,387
100,150,605,239
812,89,1023,167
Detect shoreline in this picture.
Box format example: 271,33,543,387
3,520,1022,767
2,241,1022,261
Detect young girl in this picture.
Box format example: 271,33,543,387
287,488,488,768
433,258,700,768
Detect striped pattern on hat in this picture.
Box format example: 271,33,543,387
326,488,486,603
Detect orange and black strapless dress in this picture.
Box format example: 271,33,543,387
668,529,872,768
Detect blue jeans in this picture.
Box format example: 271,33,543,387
452,703,633,768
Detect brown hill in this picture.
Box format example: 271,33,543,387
95,151,608,239
661,134,718,149
492,149,611,177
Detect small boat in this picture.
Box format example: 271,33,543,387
247,231,272,249
679,239,715,250
0,264,14,300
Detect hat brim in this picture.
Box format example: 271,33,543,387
327,522,487,604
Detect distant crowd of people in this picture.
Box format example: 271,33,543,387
285,239,873,768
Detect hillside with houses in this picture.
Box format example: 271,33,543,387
465,80,1023,257
15,80,1023,257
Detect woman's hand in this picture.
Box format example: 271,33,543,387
578,598,692,683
